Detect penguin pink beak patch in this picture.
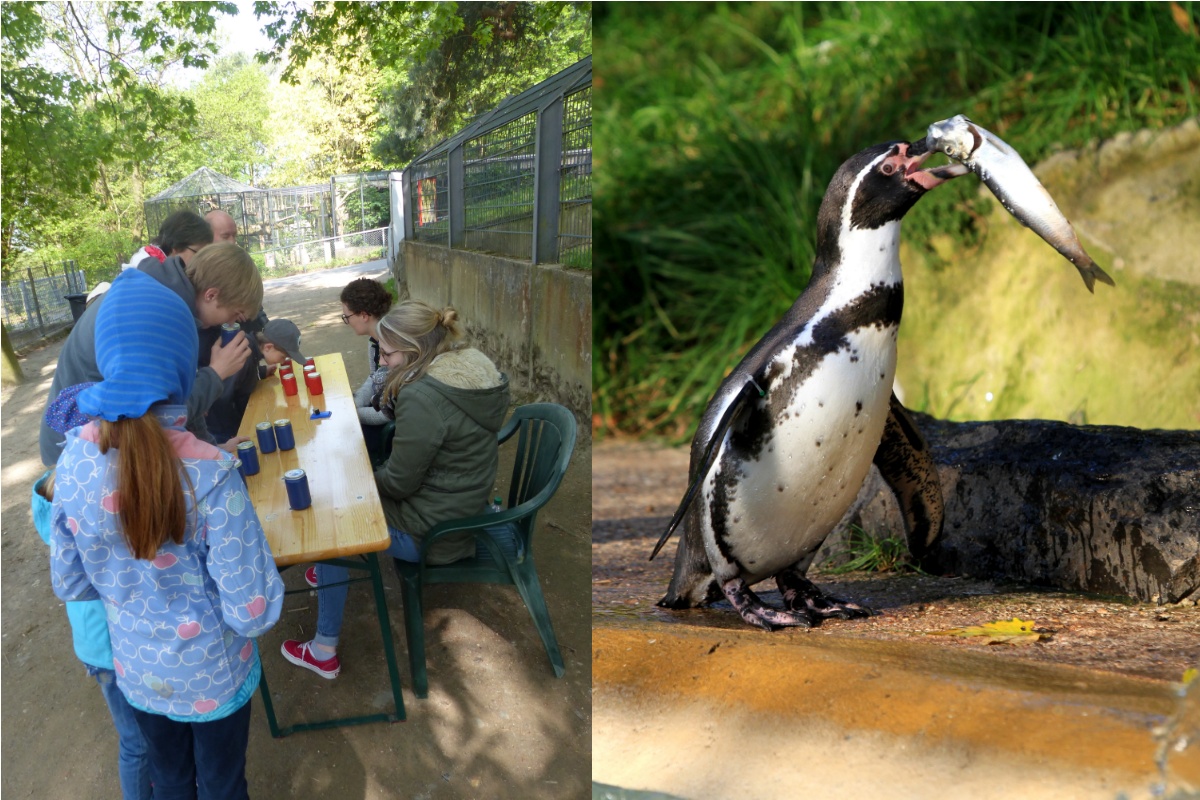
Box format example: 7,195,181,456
889,142,969,190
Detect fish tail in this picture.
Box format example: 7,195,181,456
1076,258,1116,293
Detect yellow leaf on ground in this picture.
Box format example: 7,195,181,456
1183,667,1198,685
926,617,1045,646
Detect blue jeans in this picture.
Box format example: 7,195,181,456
91,666,153,800
314,525,418,648
130,698,252,800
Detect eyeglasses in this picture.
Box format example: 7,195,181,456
379,346,401,359
340,314,351,324
185,246,200,254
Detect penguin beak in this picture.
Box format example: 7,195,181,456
903,137,969,190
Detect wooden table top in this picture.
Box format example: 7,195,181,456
236,353,389,567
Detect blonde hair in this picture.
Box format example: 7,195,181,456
377,300,463,407
97,416,192,560
185,243,263,319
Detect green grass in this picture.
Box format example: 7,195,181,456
594,2,1200,440
818,526,926,575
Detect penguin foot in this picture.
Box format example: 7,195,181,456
721,578,815,631
776,571,874,620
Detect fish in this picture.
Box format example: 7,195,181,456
923,114,1115,293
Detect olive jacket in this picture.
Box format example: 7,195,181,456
374,347,510,564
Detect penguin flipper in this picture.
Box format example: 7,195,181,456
649,377,760,561
872,394,944,563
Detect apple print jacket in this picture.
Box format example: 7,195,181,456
49,406,284,721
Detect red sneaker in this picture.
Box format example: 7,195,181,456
281,640,340,679
304,566,317,588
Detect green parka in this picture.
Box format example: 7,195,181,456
373,347,510,564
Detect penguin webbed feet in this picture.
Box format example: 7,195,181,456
720,578,817,631
776,570,875,622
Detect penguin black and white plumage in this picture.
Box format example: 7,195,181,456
651,138,958,630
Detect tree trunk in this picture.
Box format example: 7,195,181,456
1,322,27,386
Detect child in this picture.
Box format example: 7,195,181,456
48,269,284,799
255,317,308,368
33,467,152,800
285,300,509,678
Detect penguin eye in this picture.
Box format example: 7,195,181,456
880,162,897,177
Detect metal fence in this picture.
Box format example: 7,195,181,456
254,227,388,277
145,170,389,256
402,56,591,267
2,261,87,352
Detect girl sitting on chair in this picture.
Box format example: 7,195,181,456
283,300,510,679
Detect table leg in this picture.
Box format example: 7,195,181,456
366,552,406,722
260,556,406,737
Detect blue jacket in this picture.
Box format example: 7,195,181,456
32,473,113,670
49,407,283,720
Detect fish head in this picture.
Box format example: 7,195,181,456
926,114,989,162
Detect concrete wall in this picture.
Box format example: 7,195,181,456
394,240,591,420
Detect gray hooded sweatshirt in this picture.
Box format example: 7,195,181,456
38,256,225,465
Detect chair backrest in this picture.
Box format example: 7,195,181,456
500,403,577,534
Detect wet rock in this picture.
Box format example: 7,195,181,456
831,416,1200,604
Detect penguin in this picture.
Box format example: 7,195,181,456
650,138,958,630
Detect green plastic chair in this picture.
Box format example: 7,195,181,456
390,402,577,698
370,420,396,468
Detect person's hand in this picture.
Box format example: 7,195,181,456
263,363,278,378
219,435,251,452
210,332,251,380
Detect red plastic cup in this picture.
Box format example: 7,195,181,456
306,371,323,395
281,373,298,396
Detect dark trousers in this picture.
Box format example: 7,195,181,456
130,698,253,800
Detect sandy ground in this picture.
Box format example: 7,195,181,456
592,441,1200,799
1,261,592,799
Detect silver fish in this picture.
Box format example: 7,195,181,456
925,114,1114,293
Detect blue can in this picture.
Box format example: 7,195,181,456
255,421,276,454
273,419,295,451
284,468,311,510
236,440,259,476
220,322,241,346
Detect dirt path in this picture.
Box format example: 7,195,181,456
1,261,592,799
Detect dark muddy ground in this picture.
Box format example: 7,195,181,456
592,442,1200,683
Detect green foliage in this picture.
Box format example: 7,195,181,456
160,54,272,187
253,1,591,164
2,1,238,279
820,526,924,575
593,2,1200,440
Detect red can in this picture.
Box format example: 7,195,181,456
306,371,324,395
305,357,316,368
281,373,298,396
279,361,293,375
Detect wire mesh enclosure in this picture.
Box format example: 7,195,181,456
403,56,591,267
560,86,592,269
463,112,538,259
143,167,389,267
2,261,87,351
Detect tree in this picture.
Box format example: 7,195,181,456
153,54,272,188
2,1,236,280
253,1,591,163
265,42,384,186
